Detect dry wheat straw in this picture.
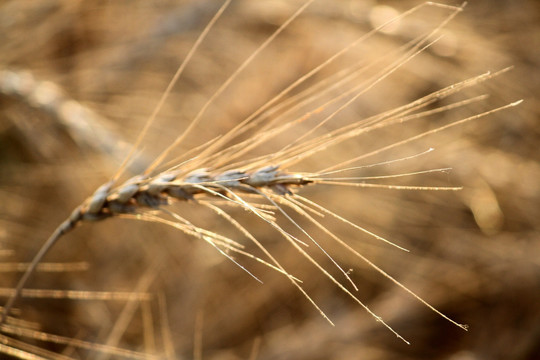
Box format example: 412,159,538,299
1,0,521,352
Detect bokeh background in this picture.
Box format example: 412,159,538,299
0,0,538,359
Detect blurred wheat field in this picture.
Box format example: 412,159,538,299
0,1,539,359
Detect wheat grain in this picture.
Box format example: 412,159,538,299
0,0,523,356
0,69,147,173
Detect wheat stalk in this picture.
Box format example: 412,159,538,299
0,0,522,355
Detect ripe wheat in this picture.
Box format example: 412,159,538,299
0,0,521,357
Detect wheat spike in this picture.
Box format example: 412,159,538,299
0,0,522,351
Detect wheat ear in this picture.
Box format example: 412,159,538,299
1,0,522,346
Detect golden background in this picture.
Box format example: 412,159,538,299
0,1,538,359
